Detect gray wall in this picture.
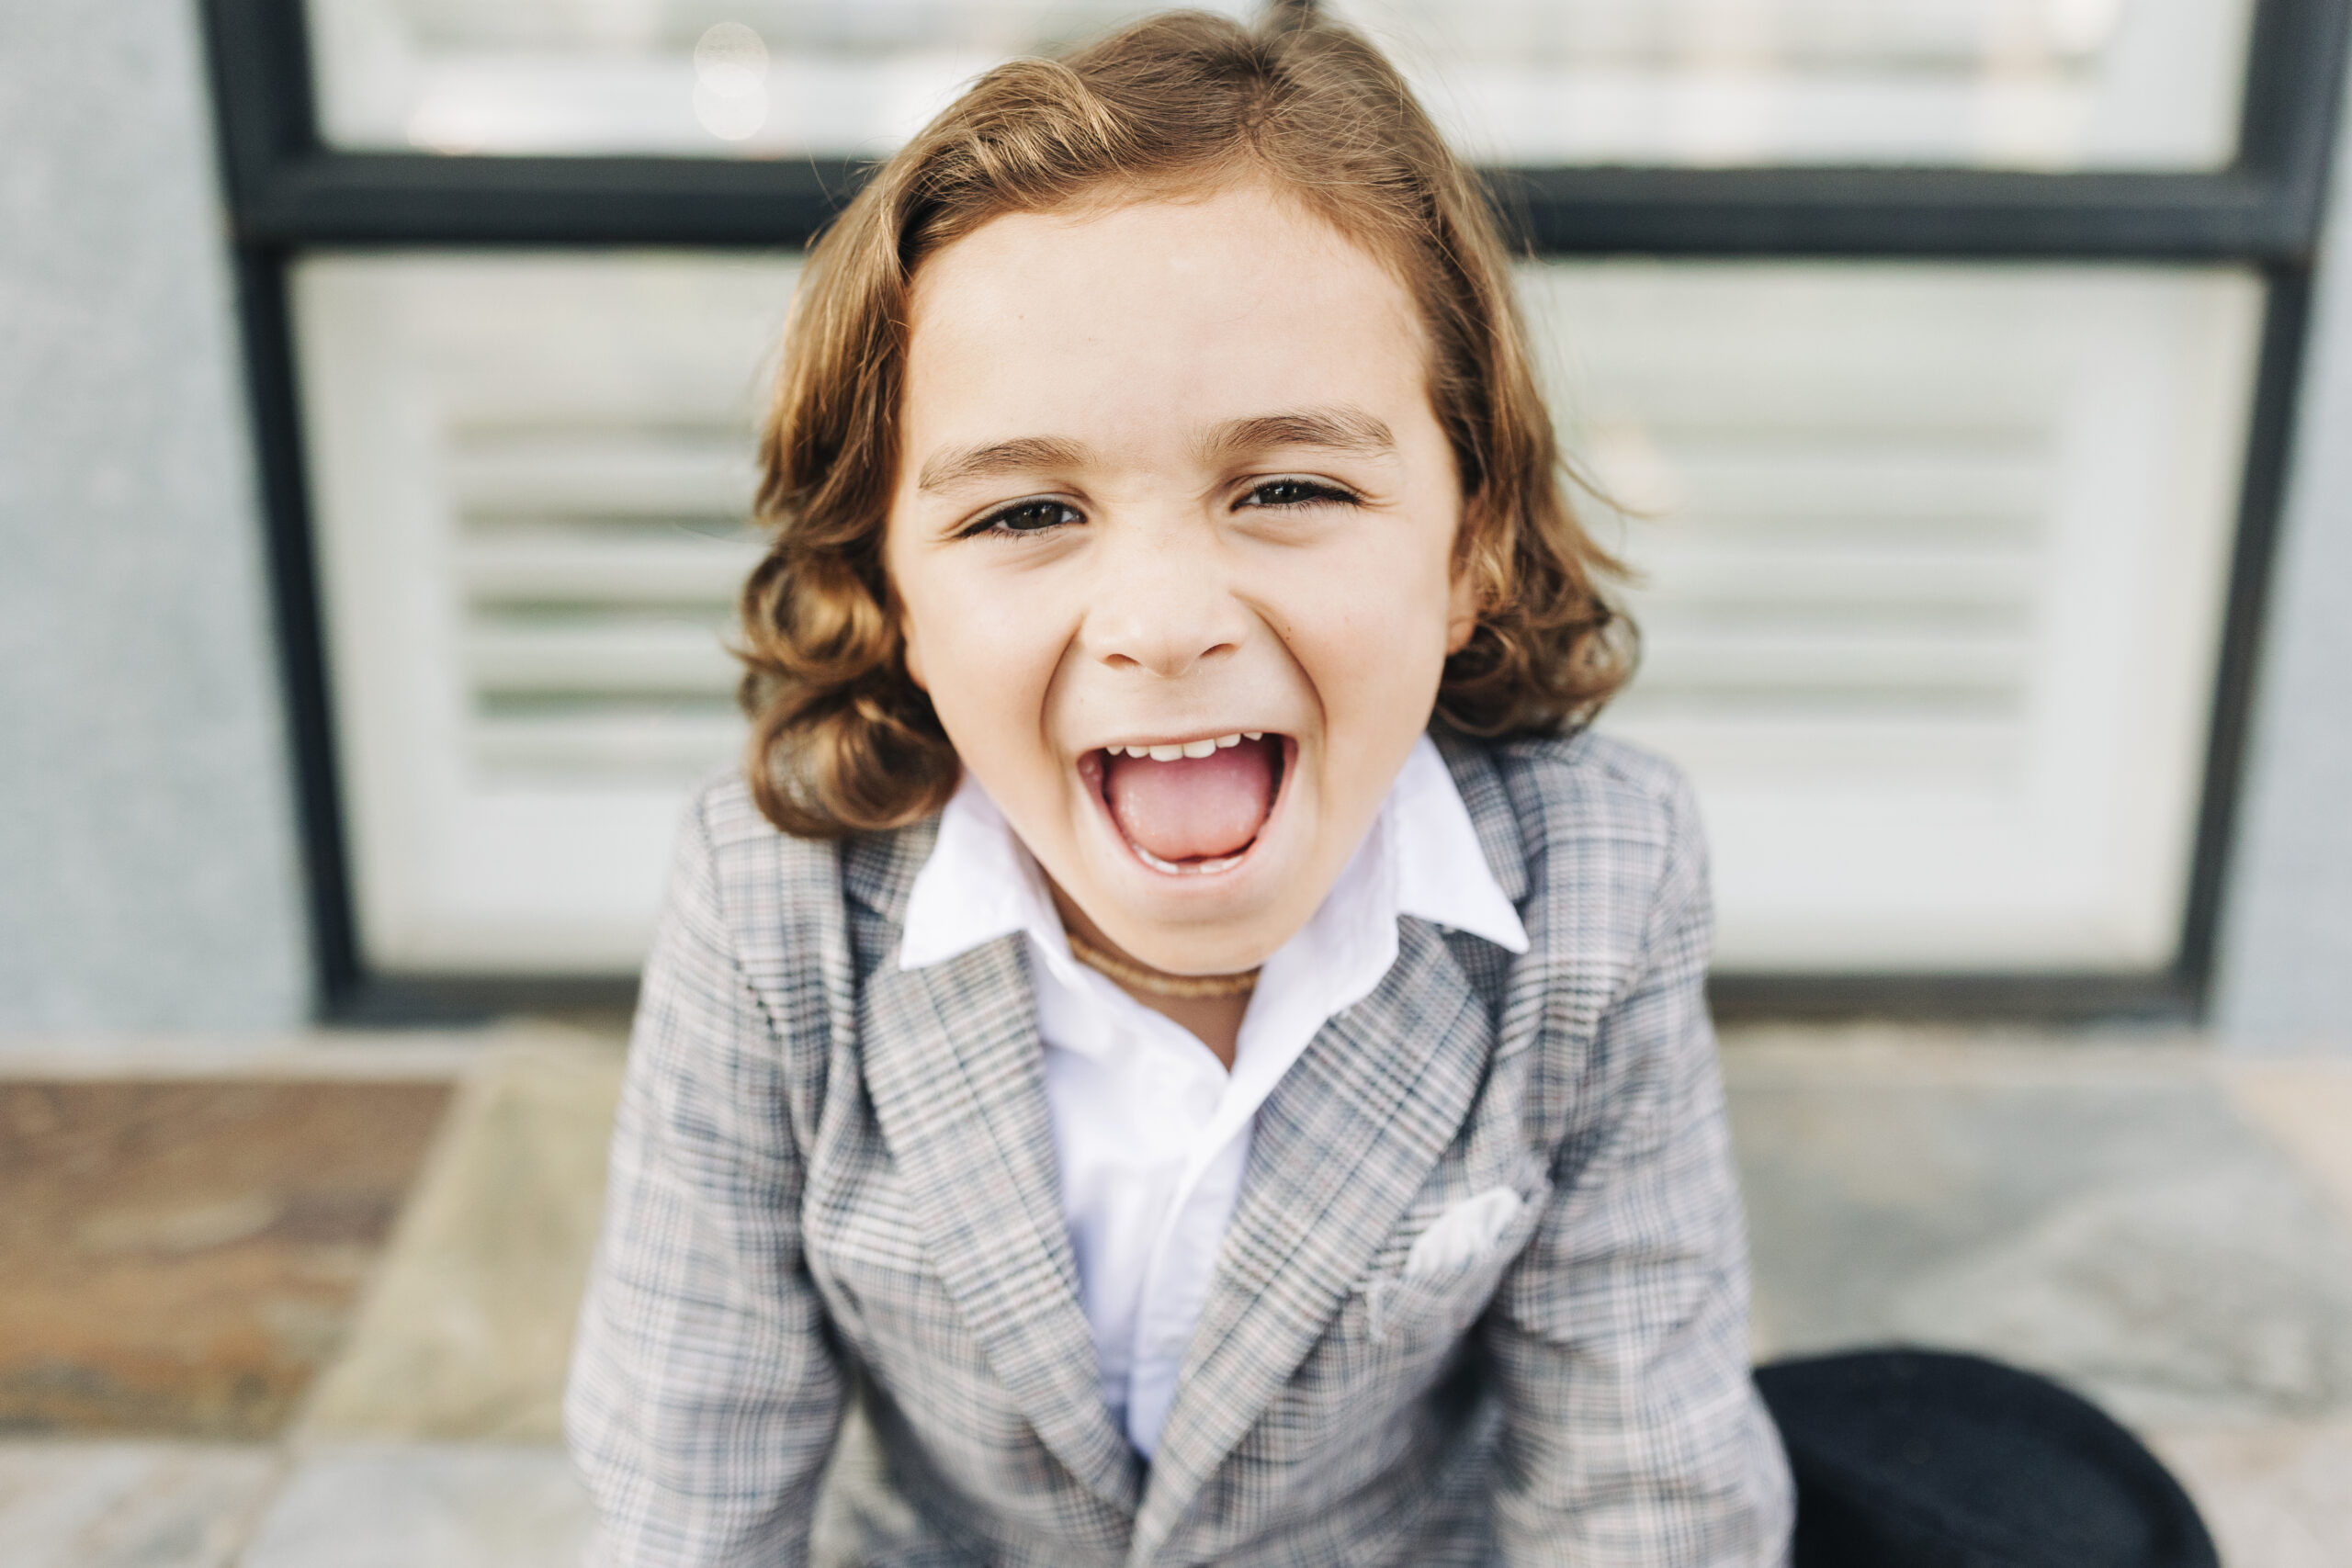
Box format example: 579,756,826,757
2213,70,2352,1050
0,0,312,1029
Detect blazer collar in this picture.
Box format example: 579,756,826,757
1431,723,1529,908
841,810,935,931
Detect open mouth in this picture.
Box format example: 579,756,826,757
1080,731,1289,876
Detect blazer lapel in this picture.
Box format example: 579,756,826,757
859,934,1142,1517
1130,918,1497,1562
1432,725,1530,908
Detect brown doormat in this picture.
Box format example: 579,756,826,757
0,1080,451,1438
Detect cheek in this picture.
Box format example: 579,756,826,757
1355,522,1461,654
895,565,1068,764
1276,526,1458,734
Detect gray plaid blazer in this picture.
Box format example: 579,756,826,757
567,728,1792,1567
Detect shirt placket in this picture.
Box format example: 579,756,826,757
1121,1030,1248,1453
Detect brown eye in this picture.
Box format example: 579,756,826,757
967,499,1081,537
1243,478,1354,509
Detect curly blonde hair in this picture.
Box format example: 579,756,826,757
738,8,1631,838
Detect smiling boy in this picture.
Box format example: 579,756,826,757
569,13,1793,1566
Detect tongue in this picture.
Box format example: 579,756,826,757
1104,738,1275,863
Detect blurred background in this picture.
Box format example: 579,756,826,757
3,0,2351,1563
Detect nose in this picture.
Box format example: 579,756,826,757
1081,519,1249,680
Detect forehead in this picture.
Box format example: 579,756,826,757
899,184,1430,451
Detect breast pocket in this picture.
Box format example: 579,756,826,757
1363,1175,1552,1348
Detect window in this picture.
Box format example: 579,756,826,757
1338,0,2258,171
199,0,2350,1015
302,0,1256,157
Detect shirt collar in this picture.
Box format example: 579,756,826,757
1389,732,1531,954
899,732,1527,975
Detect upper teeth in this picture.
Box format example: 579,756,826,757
1115,733,1255,761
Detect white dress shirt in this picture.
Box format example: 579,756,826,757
897,735,1529,1457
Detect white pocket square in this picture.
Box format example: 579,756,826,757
1403,1187,1525,1280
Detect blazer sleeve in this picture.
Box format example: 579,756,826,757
1482,773,1794,1567
566,792,848,1567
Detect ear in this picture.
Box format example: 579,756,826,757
1444,537,1484,656
885,556,929,691
901,623,929,692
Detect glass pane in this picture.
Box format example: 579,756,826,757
1532,261,2261,969
292,252,2258,976
1329,0,2255,170
305,0,1261,157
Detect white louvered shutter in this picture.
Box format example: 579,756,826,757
292,253,795,973
1525,262,2261,970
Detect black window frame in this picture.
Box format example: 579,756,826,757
198,0,2352,1023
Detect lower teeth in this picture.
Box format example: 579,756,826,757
1131,842,1248,875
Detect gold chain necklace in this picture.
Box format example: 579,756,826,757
1064,928,1259,1000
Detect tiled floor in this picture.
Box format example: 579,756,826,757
2,1022,2347,1565
1726,1031,2352,1568
236,1443,592,1568
1728,1035,2352,1427
0,1442,282,1568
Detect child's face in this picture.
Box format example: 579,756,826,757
886,182,1476,975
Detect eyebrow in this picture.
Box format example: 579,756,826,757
1196,408,1396,465
911,406,1396,494
916,436,1092,493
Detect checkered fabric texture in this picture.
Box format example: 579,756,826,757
566,729,1794,1567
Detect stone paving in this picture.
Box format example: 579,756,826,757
1728,1030,2352,1566
0,1021,2346,1565
0,1079,451,1438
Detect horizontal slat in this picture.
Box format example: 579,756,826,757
1601,710,2025,779
471,710,745,775
458,534,765,601
467,620,738,693
447,434,755,513
1618,690,2024,721
1634,630,2030,692
1598,440,2052,525
1626,544,2038,603
1635,606,2031,640
450,422,762,768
